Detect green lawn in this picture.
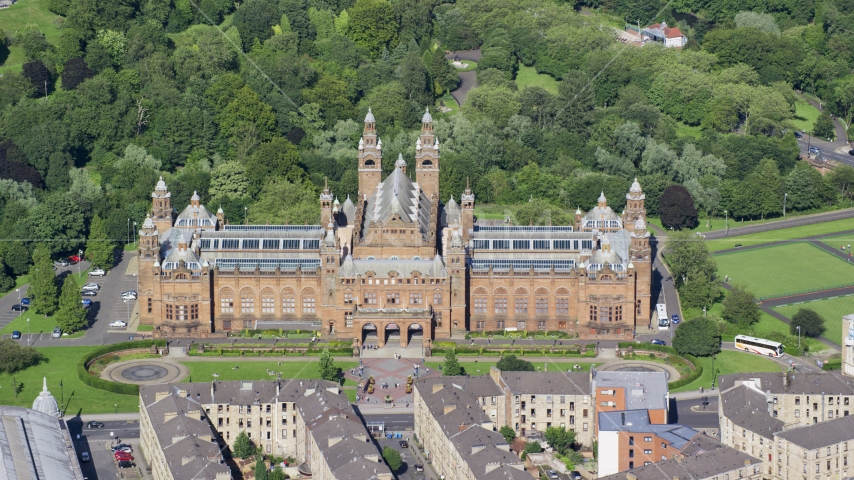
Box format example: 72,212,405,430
706,217,854,252
715,242,854,299
819,233,854,253
0,0,63,74
453,60,477,72
675,122,703,139
670,350,780,393
649,212,837,236
424,360,600,375
0,274,30,299
515,64,559,94
181,360,360,384
1,312,57,335
773,295,854,346
0,346,142,414
792,100,821,133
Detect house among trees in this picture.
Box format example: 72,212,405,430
640,22,687,48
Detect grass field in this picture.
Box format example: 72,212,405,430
648,212,839,236
0,0,63,74
0,312,57,335
0,346,141,414
792,100,821,133
670,350,780,393
424,359,600,375
515,64,559,94
181,360,360,385
819,233,854,253
773,294,854,346
715,242,854,299
453,60,477,72
675,122,703,139
706,217,854,252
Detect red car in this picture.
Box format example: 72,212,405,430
68,255,82,264
115,452,133,462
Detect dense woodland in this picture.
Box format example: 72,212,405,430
0,0,853,287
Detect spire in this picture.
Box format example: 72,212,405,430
32,377,60,417
364,107,375,123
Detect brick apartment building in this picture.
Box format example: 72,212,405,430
137,109,653,344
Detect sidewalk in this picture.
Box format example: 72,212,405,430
63,413,140,422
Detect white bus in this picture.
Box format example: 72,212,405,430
656,304,669,329
734,335,784,357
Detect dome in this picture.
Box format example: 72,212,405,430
364,107,375,123
191,190,200,201
155,176,167,192
635,217,646,230
395,153,407,169
630,177,642,193
142,214,155,229
217,205,224,214
598,191,607,203
32,378,60,418
422,107,432,123
575,207,582,215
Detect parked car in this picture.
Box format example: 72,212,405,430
117,460,135,469
11,304,27,312
112,444,132,452
81,290,97,297
122,290,138,297
114,452,133,461
81,452,90,462
68,255,82,263
121,293,137,301
809,146,820,154
52,327,62,338
87,421,104,428
413,464,424,472
650,339,667,346
81,283,100,291
671,314,680,325
109,320,128,328
21,297,30,306
794,131,803,138
54,259,69,267
89,268,106,276
849,149,854,156
399,440,409,448
547,471,559,479
11,331,21,339
81,299,92,308
570,471,583,480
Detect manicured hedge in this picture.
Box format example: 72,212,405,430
668,355,703,389
77,340,167,396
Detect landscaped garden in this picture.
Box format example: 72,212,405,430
668,350,779,393
773,295,854,346
705,217,854,252
714,242,854,299
181,359,360,384
424,359,599,375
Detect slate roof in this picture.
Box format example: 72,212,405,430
718,372,854,396
598,437,761,480
175,203,217,228
593,371,669,411
598,410,698,450
0,406,84,480
499,371,590,396
776,414,854,450
441,197,461,227
362,165,432,240
338,255,448,278
719,384,784,439
341,195,356,226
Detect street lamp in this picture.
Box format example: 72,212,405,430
16,288,20,307
797,326,801,348
783,193,788,218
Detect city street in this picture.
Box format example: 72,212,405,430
64,416,143,480
672,397,719,429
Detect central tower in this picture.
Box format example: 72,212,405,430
415,108,440,200
358,108,382,198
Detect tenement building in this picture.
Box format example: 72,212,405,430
718,372,854,479
139,380,391,480
843,313,854,377
137,108,652,344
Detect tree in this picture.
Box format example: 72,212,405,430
0,259,14,294
722,285,760,329
463,84,521,128
318,348,338,382
813,113,835,139
219,86,278,145
209,162,250,200
382,446,402,472
22,61,52,97
678,270,720,310
347,0,398,57
55,276,87,333
24,194,86,255
269,466,286,480
734,12,780,35
790,309,826,338
544,426,576,455
442,349,463,376
496,355,534,371
28,244,58,316
232,431,255,459
85,215,115,269
499,425,516,443
232,0,279,48
0,339,46,374
522,441,542,460
254,456,268,480
659,185,699,230
672,317,721,357
17,24,51,61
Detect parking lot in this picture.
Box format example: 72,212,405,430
0,250,142,346
66,417,147,480
375,435,437,480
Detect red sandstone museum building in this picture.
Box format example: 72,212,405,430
137,109,652,346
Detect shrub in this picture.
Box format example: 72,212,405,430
0,339,46,374
77,340,167,396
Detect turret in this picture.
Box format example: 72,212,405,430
320,178,334,227
358,108,382,197
415,107,440,199
460,178,475,242
623,177,647,228
139,214,160,261
151,176,173,233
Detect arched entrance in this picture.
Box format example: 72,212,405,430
384,323,400,347
361,323,378,346
407,324,423,347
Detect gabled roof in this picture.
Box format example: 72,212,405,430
776,414,854,450
442,197,461,227
362,165,432,240
646,22,685,38
719,384,784,438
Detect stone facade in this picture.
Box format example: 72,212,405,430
138,110,652,344
843,314,854,377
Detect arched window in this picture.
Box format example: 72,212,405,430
302,287,316,314
494,287,508,315
535,288,549,315
219,287,234,314
240,287,254,314
261,287,275,314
